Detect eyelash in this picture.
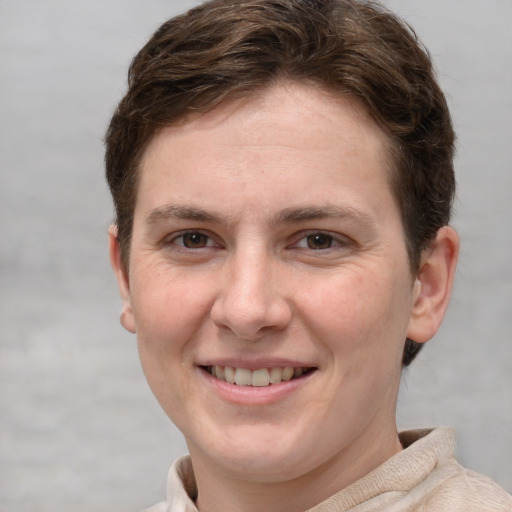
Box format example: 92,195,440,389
166,231,220,250
291,231,349,251
165,230,350,253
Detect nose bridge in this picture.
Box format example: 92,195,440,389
211,242,291,339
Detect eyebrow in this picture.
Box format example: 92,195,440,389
145,203,376,229
275,205,377,229
145,204,225,225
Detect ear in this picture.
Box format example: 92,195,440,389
108,225,136,333
406,226,459,343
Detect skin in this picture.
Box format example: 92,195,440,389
110,82,459,512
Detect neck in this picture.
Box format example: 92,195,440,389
190,424,403,512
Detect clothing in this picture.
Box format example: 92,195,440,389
143,427,512,511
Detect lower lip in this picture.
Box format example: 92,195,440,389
198,367,316,405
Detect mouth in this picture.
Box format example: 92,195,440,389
201,365,316,387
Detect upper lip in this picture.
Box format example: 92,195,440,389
196,358,316,370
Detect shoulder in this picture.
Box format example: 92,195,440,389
395,428,512,511
421,463,512,511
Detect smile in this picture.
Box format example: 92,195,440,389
203,365,315,387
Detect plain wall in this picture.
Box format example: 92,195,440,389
1,1,511,510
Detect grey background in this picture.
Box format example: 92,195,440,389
0,0,510,510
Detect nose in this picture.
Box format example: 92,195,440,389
210,249,292,341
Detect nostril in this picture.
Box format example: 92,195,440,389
210,269,293,340
211,302,293,340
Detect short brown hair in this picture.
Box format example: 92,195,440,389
105,0,455,365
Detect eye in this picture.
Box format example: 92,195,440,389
172,231,214,249
294,232,340,250
305,233,335,250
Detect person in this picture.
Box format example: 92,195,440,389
104,0,512,510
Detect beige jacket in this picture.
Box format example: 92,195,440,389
144,427,512,511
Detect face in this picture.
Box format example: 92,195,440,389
113,83,423,486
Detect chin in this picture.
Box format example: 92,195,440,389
187,423,325,483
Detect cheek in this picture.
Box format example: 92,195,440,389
301,268,412,360
130,267,214,356
131,269,214,418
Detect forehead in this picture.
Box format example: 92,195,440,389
136,81,395,219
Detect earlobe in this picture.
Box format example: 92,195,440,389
406,226,459,344
108,225,136,334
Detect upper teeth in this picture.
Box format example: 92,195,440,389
208,366,308,386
